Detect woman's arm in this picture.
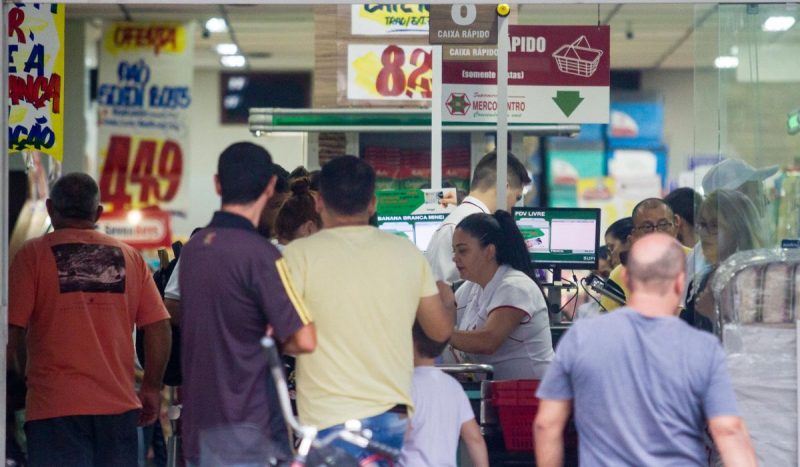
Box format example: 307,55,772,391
450,307,528,354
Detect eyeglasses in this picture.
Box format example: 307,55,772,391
634,221,674,234
695,221,719,235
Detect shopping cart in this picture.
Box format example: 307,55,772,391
552,36,603,78
261,337,401,467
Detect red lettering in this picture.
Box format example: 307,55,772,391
8,8,25,43
8,73,61,112
112,25,178,55
130,140,159,203
158,141,182,201
99,136,133,212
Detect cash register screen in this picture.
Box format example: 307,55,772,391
513,207,601,270
377,213,446,252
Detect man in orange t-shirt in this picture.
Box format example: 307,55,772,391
8,173,171,467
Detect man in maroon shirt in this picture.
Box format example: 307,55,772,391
179,142,316,466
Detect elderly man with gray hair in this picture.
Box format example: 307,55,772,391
534,233,757,467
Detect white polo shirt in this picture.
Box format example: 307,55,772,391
454,265,554,380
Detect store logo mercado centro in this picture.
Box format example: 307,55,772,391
442,25,610,124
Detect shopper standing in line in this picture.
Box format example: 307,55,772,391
534,233,757,467
425,151,531,285
282,155,453,466
179,142,316,466
8,173,172,466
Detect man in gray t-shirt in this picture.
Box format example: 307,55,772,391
535,234,757,467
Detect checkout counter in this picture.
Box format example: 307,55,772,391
437,324,579,467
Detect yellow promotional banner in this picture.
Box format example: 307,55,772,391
7,3,65,161
351,4,429,36
97,21,194,230
347,44,432,101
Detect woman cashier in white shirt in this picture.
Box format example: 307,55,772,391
439,211,554,380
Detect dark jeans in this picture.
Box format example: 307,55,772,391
25,410,138,467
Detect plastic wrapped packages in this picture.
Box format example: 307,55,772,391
712,248,800,466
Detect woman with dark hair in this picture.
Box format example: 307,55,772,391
440,211,553,380
273,177,322,249
604,217,634,269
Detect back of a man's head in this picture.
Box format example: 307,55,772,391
664,188,701,227
319,155,376,216
470,151,531,192
217,142,274,205
49,173,100,221
626,234,686,294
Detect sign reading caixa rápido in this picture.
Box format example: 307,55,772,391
442,25,610,124
351,4,429,36
429,5,497,45
97,21,194,220
7,4,65,161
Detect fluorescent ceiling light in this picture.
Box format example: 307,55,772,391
763,16,796,32
205,17,228,33
221,55,247,68
714,56,739,69
215,43,238,55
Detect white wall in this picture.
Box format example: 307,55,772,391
174,70,309,238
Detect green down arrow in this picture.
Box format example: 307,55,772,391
552,91,584,117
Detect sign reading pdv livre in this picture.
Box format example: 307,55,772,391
442,25,610,124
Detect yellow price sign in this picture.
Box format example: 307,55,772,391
347,44,433,101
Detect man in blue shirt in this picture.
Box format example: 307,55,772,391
535,233,756,467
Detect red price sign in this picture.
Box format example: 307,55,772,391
99,135,183,212
348,44,432,101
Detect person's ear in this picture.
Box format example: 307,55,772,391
315,193,325,214
263,175,277,200
214,175,222,196
486,243,497,262
368,195,377,216
675,271,686,297
93,204,104,223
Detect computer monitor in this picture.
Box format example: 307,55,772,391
377,213,446,252
513,207,601,270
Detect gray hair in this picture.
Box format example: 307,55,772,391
49,173,100,221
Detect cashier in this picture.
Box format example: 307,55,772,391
439,211,554,380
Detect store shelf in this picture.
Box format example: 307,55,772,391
249,108,581,135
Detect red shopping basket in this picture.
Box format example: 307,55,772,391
490,380,541,452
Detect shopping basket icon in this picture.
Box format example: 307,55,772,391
552,36,603,78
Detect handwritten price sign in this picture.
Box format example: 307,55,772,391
347,44,432,101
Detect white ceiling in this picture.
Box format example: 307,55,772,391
65,3,800,71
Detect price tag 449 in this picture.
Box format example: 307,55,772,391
347,44,432,101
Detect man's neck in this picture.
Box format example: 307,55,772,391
468,189,496,212
52,219,95,230
323,212,371,228
220,203,261,227
414,355,436,367
627,294,680,318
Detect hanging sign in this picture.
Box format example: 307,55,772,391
442,25,610,124
97,209,172,250
7,4,65,160
347,44,433,100
429,4,497,45
351,4,429,36
96,21,194,220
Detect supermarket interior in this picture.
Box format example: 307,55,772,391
3,2,800,466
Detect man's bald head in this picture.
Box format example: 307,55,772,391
626,233,686,294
